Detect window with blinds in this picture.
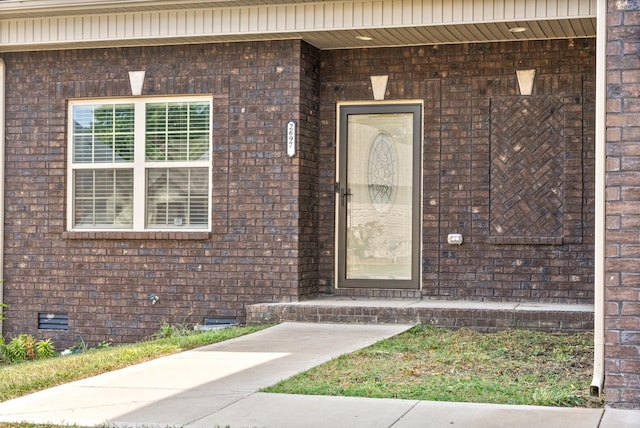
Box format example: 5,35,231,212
68,97,212,231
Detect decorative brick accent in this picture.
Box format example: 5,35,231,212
605,1,640,410
489,96,566,243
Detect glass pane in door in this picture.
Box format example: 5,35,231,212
346,112,414,279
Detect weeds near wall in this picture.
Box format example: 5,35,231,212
154,312,197,339
155,321,194,339
0,335,55,364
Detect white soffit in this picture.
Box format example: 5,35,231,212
0,0,597,52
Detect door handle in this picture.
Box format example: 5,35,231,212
340,187,352,207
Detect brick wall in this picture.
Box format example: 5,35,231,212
1,40,316,347
318,39,596,303
1,37,597,348
605,1,640,409
296,42,321,297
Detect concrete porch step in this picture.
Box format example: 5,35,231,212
246,298,594,332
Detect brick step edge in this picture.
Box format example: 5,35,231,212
245,303,594,333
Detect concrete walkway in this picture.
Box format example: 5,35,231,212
0,322,637,427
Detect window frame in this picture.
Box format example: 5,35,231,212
67,95,213,233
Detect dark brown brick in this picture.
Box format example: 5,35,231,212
606,1,640,408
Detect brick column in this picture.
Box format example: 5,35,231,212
605,0,640,409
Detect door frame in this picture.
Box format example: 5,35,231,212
335,101,423,289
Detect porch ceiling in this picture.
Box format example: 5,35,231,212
300,18,596,49
0,0,597,52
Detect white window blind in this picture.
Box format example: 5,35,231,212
68,97,212,231
145,102,210,162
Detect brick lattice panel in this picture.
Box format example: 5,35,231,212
489,96,565,243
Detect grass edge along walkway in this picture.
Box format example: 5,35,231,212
0,325,266,403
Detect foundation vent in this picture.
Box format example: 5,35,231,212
194,317,237,332
204,317,237,326
38,313,69,330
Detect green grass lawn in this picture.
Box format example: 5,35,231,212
263,325,603,408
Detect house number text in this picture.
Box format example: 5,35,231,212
287,120,296,157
